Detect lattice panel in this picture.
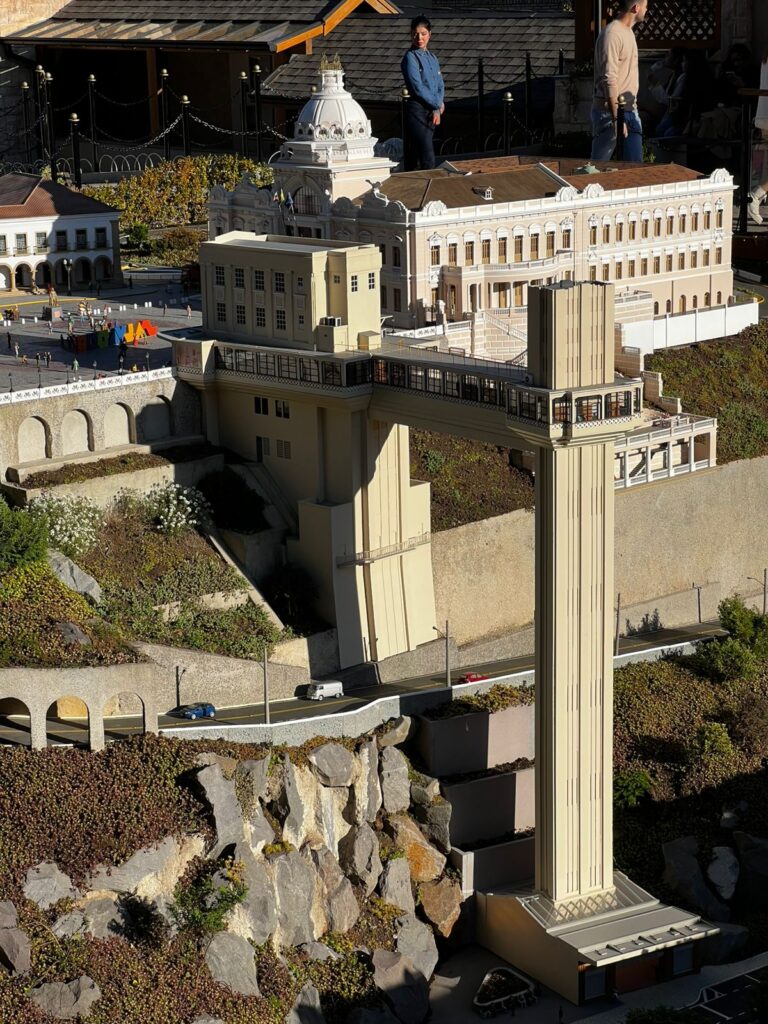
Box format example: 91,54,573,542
634,0,719,48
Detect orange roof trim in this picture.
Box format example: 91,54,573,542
274,0,398,52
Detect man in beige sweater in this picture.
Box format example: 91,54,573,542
591,0,649,161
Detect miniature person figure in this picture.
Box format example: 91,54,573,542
401,15,444,171
592,0,648,162
748,53,768,224
186,304,192,318
72,358,79,379
45,351,51,368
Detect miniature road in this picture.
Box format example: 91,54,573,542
0,619,724,747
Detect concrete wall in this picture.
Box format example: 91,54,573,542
416,703,535,777
450,835,535,897
434,455,768,646
443,767,535,847
617,300,758,356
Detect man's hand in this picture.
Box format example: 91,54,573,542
432,112,441,126
439,104,445,115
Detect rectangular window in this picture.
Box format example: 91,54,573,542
498,237,508,263
514,236,523,263
481,238,491,265
692,212,699,231
616,222,624,242
276,439,292,460
55,230,67,251
678,252,685,271
601,262,610,280
628,220,636,241
15,233,27,253
351,274,359,293
368,271,375,290
448,242,458,266
254,396,269,415
464,241,474,266
513,282,524,306
589,265,597,281
261,437,271,457
216,302,226,322
236,304,246,325
602,223,610,244
715,247,722,265
35,232,47,251
378,244,386,265
589,225,597,245
563,269,573,281
667,215,674,234
393,289,402,313
665,254,673,272
234,267,245,289
275,309,287,330
430,244,440,266
546,231,556,258
704,211,711,229
627,259,635,277
254,269,264,290
562,228,572,250
96,227,107,247
615,262,623,279
703,248,710,267
653,256,661,275
680,214,687,233
215,265,225,287
0,235,6,254
298,314,305,326
716,209,723,228
274,271,285,293
690,250,698,268
380,284,387,307
392,247,401,268
530,235,539,261
296,276,304,289
76,229,87,250
275,400,290,418
255,306,266,328
641,257,648,276
654,218,662,238
642,219,649,239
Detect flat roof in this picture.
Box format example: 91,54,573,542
203,232,373,254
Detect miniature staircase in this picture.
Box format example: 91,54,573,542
232,462,299,535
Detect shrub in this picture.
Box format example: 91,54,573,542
691,722,734,761
730,691,768,758
144,483,212,536
28,492,104,559
171,859,248,939
614,769,653,809
718,596,758,644
150,226,206,267
0,499,47,572
423,449,446,474
697,637,757,682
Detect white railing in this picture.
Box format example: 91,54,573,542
614,415,717,450
0,367,173,406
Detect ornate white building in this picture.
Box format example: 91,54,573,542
209,62,754,343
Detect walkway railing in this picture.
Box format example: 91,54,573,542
0,367,173,407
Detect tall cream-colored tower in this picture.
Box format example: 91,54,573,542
528,283,616,903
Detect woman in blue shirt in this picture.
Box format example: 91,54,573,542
401,15,444,171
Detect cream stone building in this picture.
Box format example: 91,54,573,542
209,63,741,335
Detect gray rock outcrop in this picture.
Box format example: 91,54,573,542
0,902,16,930
280,759,320,850
353,738,382,824
410,774,440,808
237,757,271,805
339,824,382,896
309,845,359,934
81,895,125,940
48,551,102,605
380,747,410,814
387,815,446,882
191,1016,225,1024
395,914,439,980
379,857,415,915
227,847,277,945
707,846,739,901
52,911,86,940
418,876,461,938
205,932,260,996
0,928,31,975
286,981,326,1024
316,785,352,859
24,863,78,910
30,976,101,1020
87,836,204,905
412,799,451,854
734,832,768,904
662,836,730,922
196,764,246,856
378,716,412,748
372,949,429,1024
308,744,356,788
248,805,276,854
299,941,342,962
271,849,317,947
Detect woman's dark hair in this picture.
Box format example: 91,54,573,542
410,15,431,32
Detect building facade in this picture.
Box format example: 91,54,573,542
209,65,735,332
0,174,122,293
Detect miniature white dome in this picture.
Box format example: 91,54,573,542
294,64,371,142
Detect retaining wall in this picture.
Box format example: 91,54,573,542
443,767,535,847
450,835,535,897
416,703,535,777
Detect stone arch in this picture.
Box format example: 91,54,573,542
136,395,172,442
73,257,91,287
103,402,134,447
18,415,51,462
14,263,33,289
0,264,13,291
46,696,90,747
93,256,113,282
102,691,145,742
34,261,52,288
61,408,93,455
0,697,31,747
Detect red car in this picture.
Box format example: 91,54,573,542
458,671,489,684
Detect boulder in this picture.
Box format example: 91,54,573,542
378,716,412,748
81,894,126,940
372,949,429,1024
734,832,768,905
412,799,451,855
48,551,102,605
226,847,277,945
299,941,342,962
707,846,739,901
0,928,31,975
286,981,326,1024
662,837,730,922
30,975,101,1020
271,849,317,947
194,752,239,775
700,922,750,964
196,764,246,856
205,932,260,997
52,911,86,940
237,757,271,804
339,824,382,896
24,863,79,910
387,816,446,883
0,902,16,930
281,759,320,850
192,1017,225,1024
54,621,91,646
418,877,461,938
248,805,276,854
409,775,440,808
379,858,415,915
352,738,382,825
87,835,205,905
379,747,410,814
308,744,356,788
395,914,439,980
309,845,359,934
347,1009,400,1024
316,785,352,859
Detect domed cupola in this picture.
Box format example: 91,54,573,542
294,55,372,143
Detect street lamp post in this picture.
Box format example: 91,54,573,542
180,95,191,157
62,259,72,296
746,569,768,616
252,64,263,162
145,352,150,372
160,69,170,160
20,82,32,165
45,72,58,183
433,621,451,689
69,113,82,189
239,71,249,158
87,75,98,170
692,582,703,624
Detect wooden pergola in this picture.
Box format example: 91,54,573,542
574,0,721,62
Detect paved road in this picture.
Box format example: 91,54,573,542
0,620,724,747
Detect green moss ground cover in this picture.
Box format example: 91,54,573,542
21,444,219,489
646,319,768,463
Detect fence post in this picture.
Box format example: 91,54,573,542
401,87,409,165
87,74,98,170
477,57,485,152
239,71,249,157
181,95,191,156
34,66,47,162
160,68,170,160
524,52,532,141
20,82,32,165
503,91,513,156
253,63,263,162
45,72,58,183
69,112,82,188
616,94,626,160
558,48,565,75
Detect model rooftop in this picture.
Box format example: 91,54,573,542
205,232,374,255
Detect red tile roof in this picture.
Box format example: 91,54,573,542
0,174,117,220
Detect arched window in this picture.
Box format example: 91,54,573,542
666,299,672,313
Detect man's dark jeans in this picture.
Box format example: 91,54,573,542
404,101,436,171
